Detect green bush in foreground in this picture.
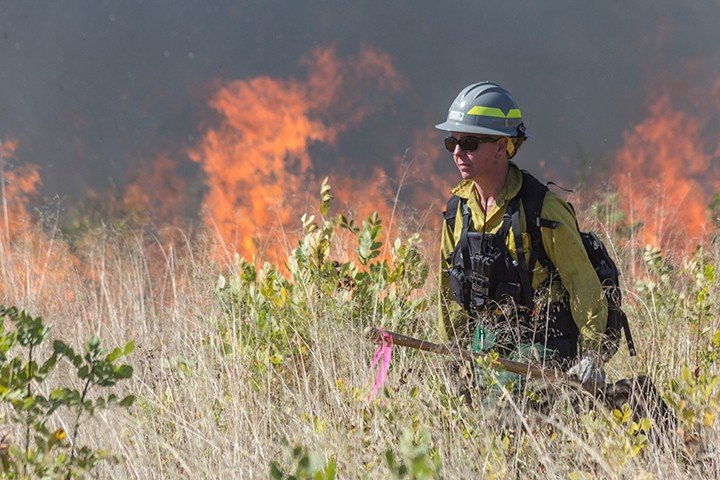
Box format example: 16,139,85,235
214,178,430,384
269,428,441,480
0,305,135,479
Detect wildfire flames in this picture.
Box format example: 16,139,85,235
614,93,720,251
188,46,405,260
0,137,79,304
3,49,720,283
0,138,42,237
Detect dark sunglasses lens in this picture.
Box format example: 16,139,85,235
445,136,486,152
444,137,458,152
445,136,496,152
458,136,480,152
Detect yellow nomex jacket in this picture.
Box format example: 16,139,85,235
437,162,607,353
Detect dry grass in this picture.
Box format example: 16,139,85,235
0,196,719,479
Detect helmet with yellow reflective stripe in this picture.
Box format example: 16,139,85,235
435,82,528,139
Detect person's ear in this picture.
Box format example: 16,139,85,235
496,138,508,156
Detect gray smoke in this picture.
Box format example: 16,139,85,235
1,0,718,202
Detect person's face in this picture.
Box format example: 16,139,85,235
446,132,505,182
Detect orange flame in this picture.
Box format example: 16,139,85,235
189,46,403,261
0,137,80,305
1,137,42,238
614,93,720,251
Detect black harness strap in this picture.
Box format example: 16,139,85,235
443,195,462,234
503,172,560,307
458,201,472,311
459,202,472,275
517,172,558,275
516,172,635,356
507,197,534,307
496,208,514,239
622,312,637,356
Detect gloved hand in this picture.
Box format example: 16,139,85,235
568,351,606,392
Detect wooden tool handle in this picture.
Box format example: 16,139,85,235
364,327,563,382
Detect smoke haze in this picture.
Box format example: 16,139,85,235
1,1,719,220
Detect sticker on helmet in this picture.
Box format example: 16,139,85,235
448,110,464,121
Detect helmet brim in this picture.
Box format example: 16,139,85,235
435,121,516,137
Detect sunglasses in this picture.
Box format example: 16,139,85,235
444,135,499,153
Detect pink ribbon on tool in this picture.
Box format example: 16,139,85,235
367,329,393,402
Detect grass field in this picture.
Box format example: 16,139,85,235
1,183,719,479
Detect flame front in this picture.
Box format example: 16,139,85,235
189,46,403,260
1,137,42,238
614,93,720,251
0,137,78,304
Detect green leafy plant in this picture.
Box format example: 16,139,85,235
384,428,442,479
214,178,430,383
666,330,720,446
269,440,336,480
0,305,135,478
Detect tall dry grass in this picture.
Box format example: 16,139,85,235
0,185,719,479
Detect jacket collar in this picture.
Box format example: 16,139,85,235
449,161,523,209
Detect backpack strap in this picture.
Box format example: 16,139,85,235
458,201,473,311
513,172,636,357
443,195,463,235
443,195,471,300
506,196,533,307
517,171,559,276
504,171,560,306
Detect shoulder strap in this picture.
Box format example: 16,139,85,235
443,195,462,234
503,171,561,306
458,201,472,311
506,196,533,306
517,171,558,275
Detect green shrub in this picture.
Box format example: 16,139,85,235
269,440,336,480
0,305,135,479
213,178,429,381
384,428,442,480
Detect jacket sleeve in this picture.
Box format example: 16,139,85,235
539,192,608,353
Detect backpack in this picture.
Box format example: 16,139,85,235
443,171,636,359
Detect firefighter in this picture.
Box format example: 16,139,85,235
436,82,607,390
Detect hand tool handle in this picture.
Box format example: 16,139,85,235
364,327,564,382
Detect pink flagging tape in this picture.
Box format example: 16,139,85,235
367,329,393,402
